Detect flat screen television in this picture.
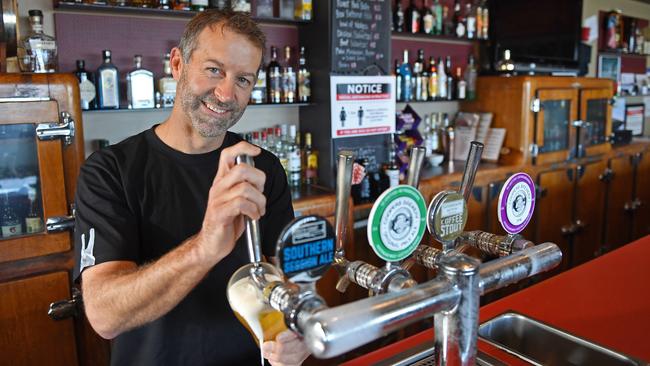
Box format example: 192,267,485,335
489,0,583,73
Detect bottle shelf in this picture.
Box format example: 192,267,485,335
54,2,312,26
598,50,649,58
82,102,313,113
396,99,467,105
391,31,485,45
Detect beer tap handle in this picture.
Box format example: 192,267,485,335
334,152,355,292
235,155,262,267
406,146,427,188
459,141,484,202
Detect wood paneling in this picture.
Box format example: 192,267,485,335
0,271,78,366
633,150,650,240
574,160,607,265
605,155,635,250
0,101,59,124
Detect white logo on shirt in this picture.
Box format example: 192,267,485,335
80,228,96,271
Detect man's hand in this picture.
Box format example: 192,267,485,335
262,330,311,366
196,141,266,264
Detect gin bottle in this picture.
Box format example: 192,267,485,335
158,53,177,108
127,55,155,109
21,9,57,73
96,50,120,110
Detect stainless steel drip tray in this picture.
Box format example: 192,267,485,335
478,312,644,366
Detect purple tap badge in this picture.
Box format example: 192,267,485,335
498,173,536,235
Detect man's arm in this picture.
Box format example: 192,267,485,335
82,142,266,339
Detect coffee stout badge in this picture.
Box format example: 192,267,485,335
367,185,427,262
427,190,468,243
276,215,336,283
498,172,536,235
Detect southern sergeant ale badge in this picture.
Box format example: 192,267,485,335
276,215,335,284
498,173,536,235
367,185,427,262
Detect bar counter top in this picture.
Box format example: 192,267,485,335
341,235,650,365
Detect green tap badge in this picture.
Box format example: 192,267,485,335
367,185,427,262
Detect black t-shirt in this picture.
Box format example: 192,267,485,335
73,127,294,366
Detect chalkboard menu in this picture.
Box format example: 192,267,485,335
331,0,391,75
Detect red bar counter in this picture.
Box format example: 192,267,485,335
343,235,650,365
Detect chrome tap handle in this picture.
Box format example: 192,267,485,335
459,141,484,202
334,152,355,292
407,146,427,188
235,155,262,266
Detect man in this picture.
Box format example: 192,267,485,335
74,10,310,366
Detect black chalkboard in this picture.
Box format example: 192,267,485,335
331,0,391,75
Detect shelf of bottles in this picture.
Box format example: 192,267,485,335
0,124,45,240
55,0,313,25
82,102,313,113
599,10,649,56
392,0,489,43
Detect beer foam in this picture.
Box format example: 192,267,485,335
227,273,281,365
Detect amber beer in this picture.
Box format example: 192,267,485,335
227,263,288,364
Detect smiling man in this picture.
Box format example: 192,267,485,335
73,10,310,366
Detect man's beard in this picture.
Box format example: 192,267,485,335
178,70,245,137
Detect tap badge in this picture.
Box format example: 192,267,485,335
367,185,427,262
276,215,335,283
428,190,468,243
498,172,535,235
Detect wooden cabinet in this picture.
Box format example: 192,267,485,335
604,153,636,250
461,76,614,165
573,160,608,265
0,74,108,366
633,148,650,240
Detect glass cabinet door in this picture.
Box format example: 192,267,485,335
579,89,612,156
535,89,578,164
0,123,45,239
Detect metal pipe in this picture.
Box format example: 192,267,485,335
478,242,562,295
334,152,354,253
298,279,460,359
459,141,484,202
235,155,262,265
407,146,427,188
434,255,481,366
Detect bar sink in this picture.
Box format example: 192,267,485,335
478,312,643,366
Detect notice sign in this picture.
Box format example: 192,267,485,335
330,75,395,138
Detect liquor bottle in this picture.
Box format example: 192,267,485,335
445,56,454,101
288,125,301,187
126,55,155,109
423,114,433,158
231,0,251,12
21,9,57,73
437,57,447,100
209,0,229,9
282,46,296,103
394,59,403,102
256,0,273,17
251,64,267,104
433,0,443,35
443,4,453,36
280,0,295,19
406,0,420,34
267,46,282,104
394,1,405,33
96,50,120,110
190,0,208,11
159,53,177,108
422,0,435,35
25,198,43,234
303,132,318,185
275,127,289,176
453,0,465,38
413,50,423,101
627,19,637,53
174,0,191,10
476,1,484,39
158,0,171,10
385,136,400,188
415,49,428,101
0,194,21,238
481,1,489,40
298,46,311,103
75,60,97,111
400,49,413,102
456,67,466,100
466,2,476,40
464,55,477,101
427,56,438,100
496,49,515,74
351,158,372,203
294,0,312,21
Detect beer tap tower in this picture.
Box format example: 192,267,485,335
229,145,563,365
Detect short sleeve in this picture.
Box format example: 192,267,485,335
73,151,140,282
258,153,294,258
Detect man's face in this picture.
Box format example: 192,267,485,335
176,24,262,137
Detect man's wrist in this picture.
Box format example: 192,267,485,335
189,233,223,268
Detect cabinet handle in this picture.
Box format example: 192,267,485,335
599,168,614,182
561,223,576,236
624,201,637,212
48,288,82,321
574,219,587,233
